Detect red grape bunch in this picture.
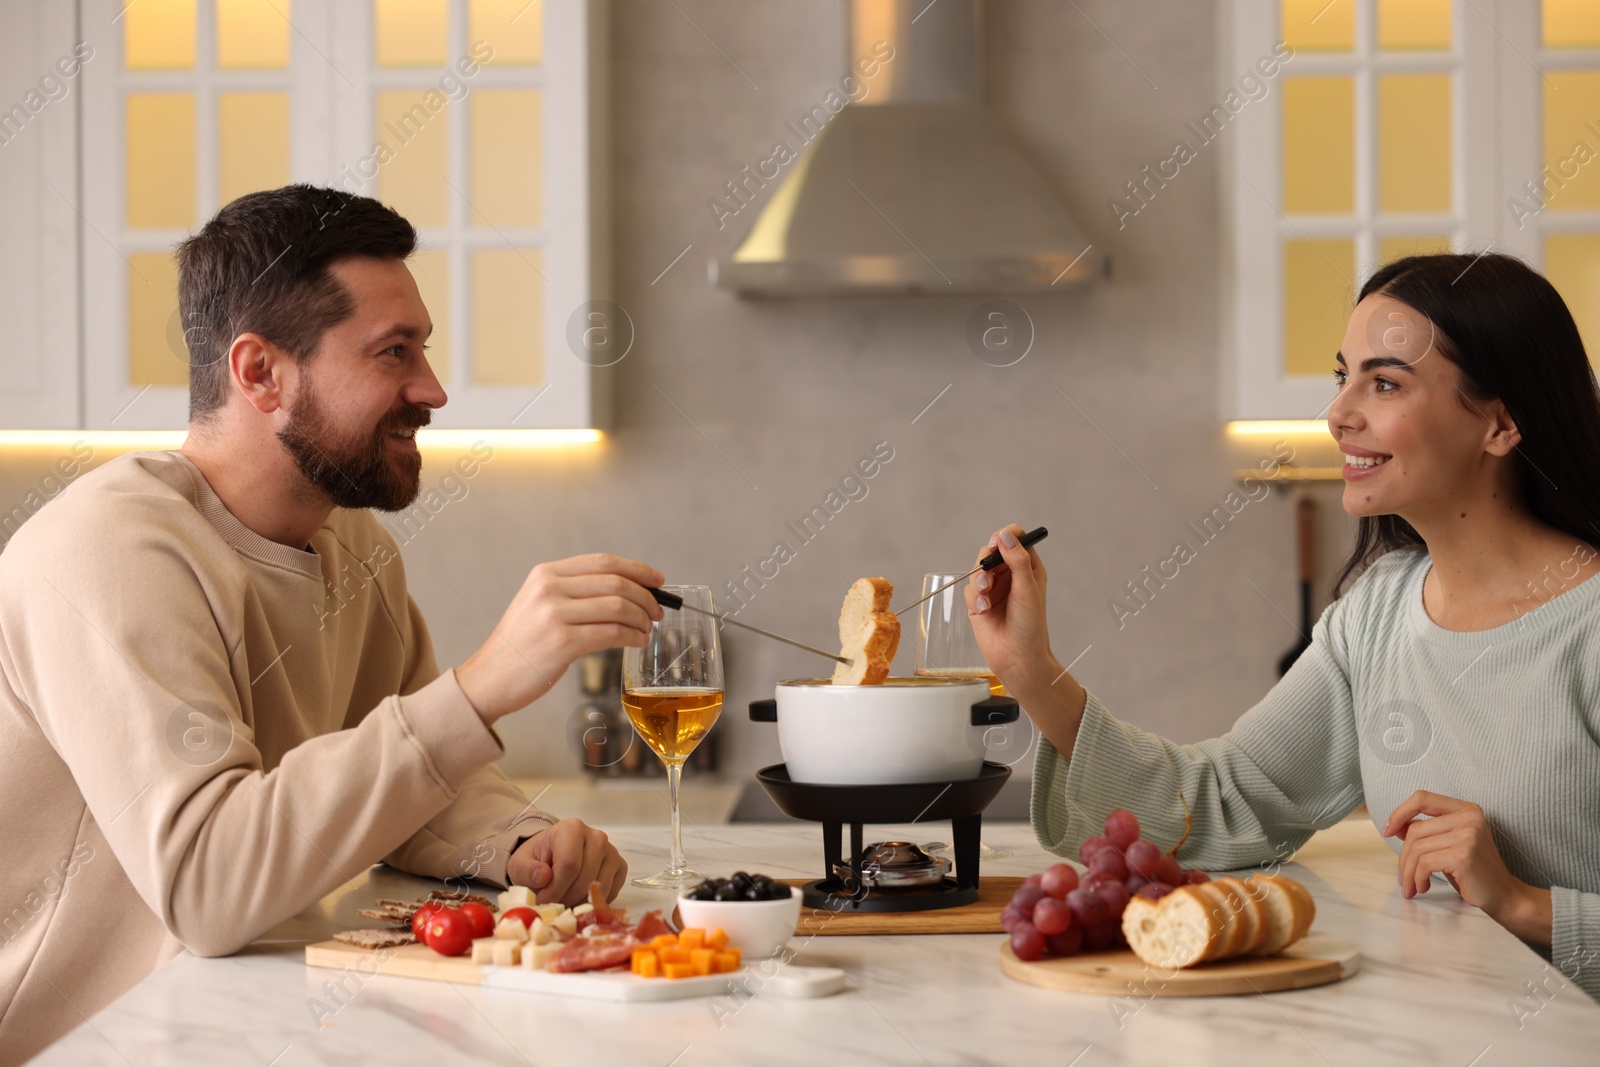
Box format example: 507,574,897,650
1001,807,1211,962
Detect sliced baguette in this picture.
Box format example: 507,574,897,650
831,578,900,685
1124,873,1318,969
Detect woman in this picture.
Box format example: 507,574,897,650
970,253,1600,997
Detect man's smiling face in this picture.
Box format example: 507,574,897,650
275,256,446,512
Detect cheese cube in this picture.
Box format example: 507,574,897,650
491,939,518,967
470,937,500,965
572,903,594,918
494,918,529,942
528,918,553,945
497,886,537,912
533,903,566,922
522,941,561,970
550,910,577,937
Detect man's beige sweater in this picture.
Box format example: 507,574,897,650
0,451,555,1063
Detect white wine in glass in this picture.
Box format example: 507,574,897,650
916,571,1012,860
622,585,724,889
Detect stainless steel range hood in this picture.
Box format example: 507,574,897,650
713,0,1105,297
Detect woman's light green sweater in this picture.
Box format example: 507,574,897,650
1032,545,1600,997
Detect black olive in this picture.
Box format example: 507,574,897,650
714,884,741,901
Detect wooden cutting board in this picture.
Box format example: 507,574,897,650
303,939,845,1002
779,876,1023,936
998,930,1360,996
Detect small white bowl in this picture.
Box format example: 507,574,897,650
676,885,802,959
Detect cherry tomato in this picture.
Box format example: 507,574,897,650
411,902,447,941
422,908,473,957
500,907,537,930
458,902,495,940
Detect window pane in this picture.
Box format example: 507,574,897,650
1283,77,1355,214
127,93,197,229
1284,238,1354,377
219,93,290,205
470,89,541,228
1545,0,1600,49
1544,234,1600,365
470,0,542,65
125,0,196,70
128,253,188,387
374,0,449,67
375,90,450,228
1281,0,1354,52
1379,234,1454,264
407,249,451,385
1377,0,1451,50
1543,72,1600,211
1378,74,1452,213
472,248,543,385
217,0,292,69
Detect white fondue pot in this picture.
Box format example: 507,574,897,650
749,677,1020,785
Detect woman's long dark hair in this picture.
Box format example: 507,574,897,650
1332,252,1600,597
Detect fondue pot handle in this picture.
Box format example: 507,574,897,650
971,695,1019,725
749,698,778,722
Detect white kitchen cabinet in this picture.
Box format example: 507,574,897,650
1223,0,1600,420
9,0,610,432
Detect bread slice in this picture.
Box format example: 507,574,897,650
831,578,900,685
1216,877,1269,956
1249,874,1316,955
1122,885,1222,970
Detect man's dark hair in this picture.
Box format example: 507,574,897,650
176,185,416,422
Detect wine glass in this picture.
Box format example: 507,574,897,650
916,571,1014,860
622,585,724,889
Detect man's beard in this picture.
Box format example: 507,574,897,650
276,374,429,513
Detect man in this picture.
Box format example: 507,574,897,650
0,185,664,1062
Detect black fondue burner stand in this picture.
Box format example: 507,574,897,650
753,760,1012,912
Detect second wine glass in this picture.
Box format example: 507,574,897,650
916,571,1012,860
622,585,724,889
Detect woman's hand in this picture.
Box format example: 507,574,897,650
964,523,1087,759
1383,790,1552,945
965,523,1057,691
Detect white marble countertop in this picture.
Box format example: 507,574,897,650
31,818,1600,1066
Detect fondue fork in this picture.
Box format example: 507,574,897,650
649,587,850,665
893,526,1050,617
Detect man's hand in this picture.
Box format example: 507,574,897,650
506,818,627,905
1383,790,1552,945
456,554,665,724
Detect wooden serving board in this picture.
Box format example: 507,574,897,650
998,931,1360,997
780,876,1023,936
304,939,845,1002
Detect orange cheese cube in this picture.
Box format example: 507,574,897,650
662,962,694,979
630,947,655,975
711,950,740,973
634,952,660,978
678,928,706,951
659,947,690,965
705,928,729,950
689,948,715,976
650,934,678,949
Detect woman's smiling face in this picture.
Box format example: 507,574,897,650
1328,292,1519,521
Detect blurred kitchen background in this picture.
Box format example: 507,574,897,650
3,0,1595,822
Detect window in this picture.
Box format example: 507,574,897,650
1226,0,1526,419
61,0,607,430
